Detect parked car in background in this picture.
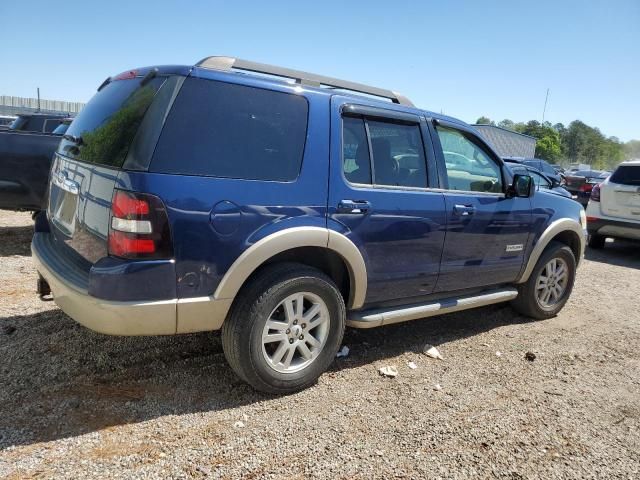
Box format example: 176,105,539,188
8,113,67,133
586,160,640,248
505,161,571,198
503,157,563,185
0,117,69,211
565,170,608,206
32,56,586,394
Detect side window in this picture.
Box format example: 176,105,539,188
435,126,503,193
152,78,308,181
342,117,371,184
368,121,427,188
43,119,62,133
342,116,427,188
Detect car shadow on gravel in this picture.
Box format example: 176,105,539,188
0,303,532,449
335,303,531,373
584,239,640,269
0,225,33,257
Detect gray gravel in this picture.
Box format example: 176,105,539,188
1,210,639,479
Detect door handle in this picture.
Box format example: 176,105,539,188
453,204,475,216
338,199,371,214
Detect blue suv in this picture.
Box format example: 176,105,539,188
32,57,587,393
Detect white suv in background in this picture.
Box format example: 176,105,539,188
586,160,640,248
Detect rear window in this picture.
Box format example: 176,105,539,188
610,165,640,185
150,77,308,181
59,77,165,167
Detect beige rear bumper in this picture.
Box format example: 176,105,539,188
32,245,230,336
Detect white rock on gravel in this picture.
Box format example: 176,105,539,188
423,345,444,360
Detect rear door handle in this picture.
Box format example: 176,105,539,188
453,204,475,216
338,199,371,214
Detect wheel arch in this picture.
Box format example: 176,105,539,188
517,219,586,284
214,227,367,310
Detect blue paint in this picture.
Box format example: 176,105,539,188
37,61,585,306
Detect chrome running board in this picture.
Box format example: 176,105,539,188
347,288,518,329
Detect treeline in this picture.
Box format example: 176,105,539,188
475,116,638,170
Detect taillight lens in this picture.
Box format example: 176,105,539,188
590,183,601,202
108,189,172,259
579,183,593,193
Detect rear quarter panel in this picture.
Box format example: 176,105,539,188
117,73,332,300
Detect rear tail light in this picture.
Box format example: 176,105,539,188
590,183,601,202
579,183,593,193
108,189,172,259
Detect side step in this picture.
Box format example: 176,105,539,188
347,288,518,329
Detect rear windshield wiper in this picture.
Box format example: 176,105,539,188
63,134,83,145
140,68,159,86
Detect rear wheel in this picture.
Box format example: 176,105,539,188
588,233,606,249
511,241,576,320
221,263,346,394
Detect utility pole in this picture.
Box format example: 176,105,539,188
542,88,549,123
37,88,41,112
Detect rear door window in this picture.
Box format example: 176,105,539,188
342,116,428,188
342,117,371,184
151,78,308,181
59,76,165,167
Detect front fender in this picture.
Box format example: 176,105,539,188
516,218,586,283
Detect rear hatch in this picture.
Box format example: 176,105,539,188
47,68,183,263
601,165,640,221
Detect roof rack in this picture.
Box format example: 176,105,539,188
196,56,414,107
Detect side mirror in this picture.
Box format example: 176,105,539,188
550,177,560,188
507,174,534,198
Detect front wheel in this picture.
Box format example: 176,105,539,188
511,241,576,320
221,263,346,394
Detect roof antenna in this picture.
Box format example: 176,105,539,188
542,88,550,123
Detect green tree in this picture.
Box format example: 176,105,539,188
475,116,493,125
561,121,624,169
513,120,562,162
497,119,515,131
624,140,640,159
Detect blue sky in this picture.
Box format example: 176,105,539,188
1,0,638,141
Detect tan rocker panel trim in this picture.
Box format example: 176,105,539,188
516,219,586,284
213,227,368,309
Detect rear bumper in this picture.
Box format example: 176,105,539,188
587,216,640,240
32,232,231,335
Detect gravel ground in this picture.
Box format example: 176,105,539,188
1,210,639,479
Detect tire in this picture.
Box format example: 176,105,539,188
511,241,576,320
221,262,346,394
588,233,606,249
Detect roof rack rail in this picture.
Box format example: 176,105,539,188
195,56,414,107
